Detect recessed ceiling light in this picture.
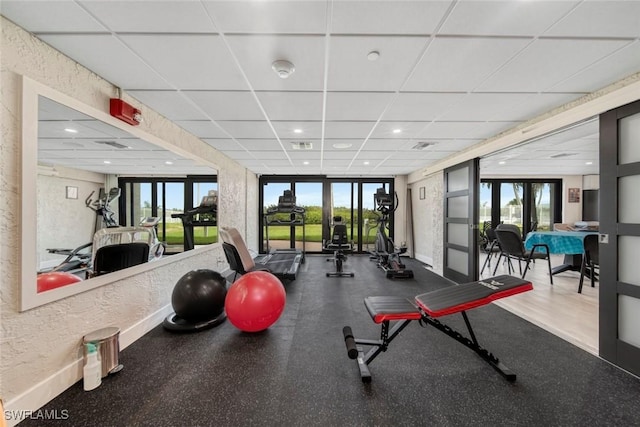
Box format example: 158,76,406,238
363,161,370,165
103,160,111,164
303,161,309,165
332,143,352,149
64,128,78,133
498,161,506,165
392,129,402,134
367,51,380,61
293,128,303,134
165,161,173,165
586,161,593,165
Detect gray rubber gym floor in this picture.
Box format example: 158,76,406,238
21,255,640,426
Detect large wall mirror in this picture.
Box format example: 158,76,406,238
21,77,218,311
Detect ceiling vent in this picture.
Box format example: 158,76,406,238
291,141,313,150
411,141,434,150
94,140,130,149
549,152,578,158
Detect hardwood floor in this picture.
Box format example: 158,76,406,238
480,252,599,355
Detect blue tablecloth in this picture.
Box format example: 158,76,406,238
524,231,598,255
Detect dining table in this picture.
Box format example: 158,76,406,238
524,230,599,275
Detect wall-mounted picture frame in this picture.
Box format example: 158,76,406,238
419,187,426,200
568,187,580,203
66,186,78,200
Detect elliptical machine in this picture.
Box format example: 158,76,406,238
369,187,414,279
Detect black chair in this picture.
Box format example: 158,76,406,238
480,223,501,275
578,234,599,293
493,224,553,284
90,242,149,277
324,216,354,278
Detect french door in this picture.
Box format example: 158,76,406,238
443,159,479,283
599,99,640,376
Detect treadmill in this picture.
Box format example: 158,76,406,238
171,193,217,251
263,189,306,264
220,226,302,282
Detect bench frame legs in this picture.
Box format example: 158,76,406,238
344,311,516,383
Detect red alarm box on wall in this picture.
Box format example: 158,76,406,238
110,98,142,126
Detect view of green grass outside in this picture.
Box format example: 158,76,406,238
263,205,380,246
158,223,218,245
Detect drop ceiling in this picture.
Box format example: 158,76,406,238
3,0,639,177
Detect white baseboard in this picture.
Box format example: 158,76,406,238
414,253,433,267
3,304,172,427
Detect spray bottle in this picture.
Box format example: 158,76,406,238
83,343,102,391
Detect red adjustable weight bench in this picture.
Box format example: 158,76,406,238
343,275,532,383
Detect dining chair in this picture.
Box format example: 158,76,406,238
480,223,501,275
494,224,553,284
578,234,599,293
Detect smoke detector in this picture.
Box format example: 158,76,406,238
272,60,295,79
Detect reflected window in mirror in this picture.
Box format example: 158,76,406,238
118,176,218,254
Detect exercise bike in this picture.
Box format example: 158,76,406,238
369,187,414,279
323,216,354,278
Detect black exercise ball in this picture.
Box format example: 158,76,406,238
171,269,227,322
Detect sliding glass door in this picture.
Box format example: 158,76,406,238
259,176,394,254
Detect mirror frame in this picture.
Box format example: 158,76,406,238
21,76,219,311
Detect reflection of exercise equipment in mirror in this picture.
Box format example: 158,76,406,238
324,216,354,278
221,226,302,282
369,187,414,279
171,191,218,251
85,187,121,231
40,204,165,284
264,190,306,264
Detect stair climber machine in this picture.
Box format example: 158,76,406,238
369,187,414,279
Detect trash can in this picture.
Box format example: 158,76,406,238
83,327,123,378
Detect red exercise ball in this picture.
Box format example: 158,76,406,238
37,271,83,292
225,271,286,333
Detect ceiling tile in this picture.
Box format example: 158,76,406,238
120,34,248,90
226,35,326,91
544,1,640,38
418,121,521,139
548,41,640,92
331,1,453,34
80,1,217,33
371,121,430,139
202,139,243,151
325,92,395,121
128,91,209,121
440,92,584,122
404,36,532,92
2,1,106,32
236,139,286,151
382,93,467,121
440,0,579,36
38,35,172,90
477,38,631,92
215,121,275,139
203,1,327,34
328,35,429,91
183,91,264,120
174,121,230,138
256,92,323,121
272,122,323,139
324,122,376,139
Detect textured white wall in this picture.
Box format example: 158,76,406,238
410,172,444,275
0,17,255,411
36,169,104,268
